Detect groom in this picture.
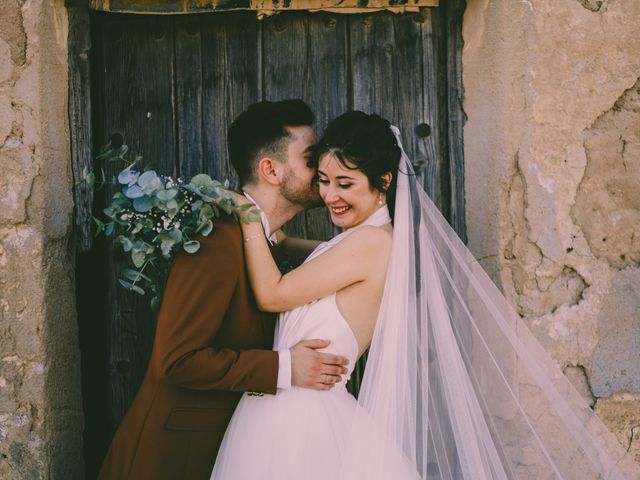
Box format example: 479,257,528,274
98,100,348,479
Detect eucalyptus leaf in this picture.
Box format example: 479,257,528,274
122,268,151,283
183,240,200,254
190,174,214,188
96,143,114,160
139,171,162,194
166,199,179,211
156,189,178,201
132,250,146,268
197,219,213,236
93,217,105,237
160,239,175,257
124,185,145,199
150,296,161,311
138,170,158,186
118,279,145,295
247,210,262,223
117,235,133,252
219,200,232,215
133,196,152,212
105,223,115,236
118,168,139,186
199,203,215,220
132,221,144,234
169,229,183,243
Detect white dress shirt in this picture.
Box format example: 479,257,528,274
242,191,291,390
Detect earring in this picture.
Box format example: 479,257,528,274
378,192,384,205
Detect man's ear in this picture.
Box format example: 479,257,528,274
380,172,393,191
256,157,281,186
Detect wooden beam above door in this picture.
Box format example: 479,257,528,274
89,0,438,15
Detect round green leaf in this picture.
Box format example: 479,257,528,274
197,219,213,236
183,240,200,253
133,196,152,212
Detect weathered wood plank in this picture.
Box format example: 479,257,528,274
175,15,204,180
303,13,349,240
97,14,177,431
68,2,95,252
262,12,308,239
445,0,467,242
418,7,449,213
261,12,348,240
201,12,261,188
349,12,425,164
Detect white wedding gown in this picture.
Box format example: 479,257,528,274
211,207,420,480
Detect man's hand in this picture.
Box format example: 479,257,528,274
291,339,349,391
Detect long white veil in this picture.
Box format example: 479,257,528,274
345,126,640,479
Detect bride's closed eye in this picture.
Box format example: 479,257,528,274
318,178,353,189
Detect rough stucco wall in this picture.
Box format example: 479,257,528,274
463,0,640,462
0,1,83,478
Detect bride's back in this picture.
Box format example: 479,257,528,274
334,223,392,357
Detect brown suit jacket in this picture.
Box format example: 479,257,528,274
98,215,278,480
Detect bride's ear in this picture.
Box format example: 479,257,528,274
380,172,393,191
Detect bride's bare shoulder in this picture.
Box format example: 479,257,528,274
346,225,392,252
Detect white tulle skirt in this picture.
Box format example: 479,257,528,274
211,385,420,479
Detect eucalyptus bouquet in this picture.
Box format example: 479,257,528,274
91,145,259,310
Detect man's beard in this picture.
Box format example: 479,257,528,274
280,168,323,209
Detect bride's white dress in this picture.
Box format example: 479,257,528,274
211,207,419,480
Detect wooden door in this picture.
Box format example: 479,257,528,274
77,4,465,476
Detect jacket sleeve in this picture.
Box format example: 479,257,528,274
152,217,278,394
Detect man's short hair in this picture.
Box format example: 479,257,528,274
228,99,314,186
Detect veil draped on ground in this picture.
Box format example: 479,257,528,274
343,126,639,479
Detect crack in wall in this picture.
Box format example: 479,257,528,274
564,365,597,404
503,156,588,318
629,426,639,453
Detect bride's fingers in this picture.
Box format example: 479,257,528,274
322,365,347,376
322,373,341,384
314,382,333,391
319,376,339,387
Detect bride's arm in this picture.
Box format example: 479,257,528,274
240,219,390,312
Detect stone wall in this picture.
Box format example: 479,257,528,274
463,0,640,461
0,1,83,478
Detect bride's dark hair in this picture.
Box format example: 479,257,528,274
316,111,401,219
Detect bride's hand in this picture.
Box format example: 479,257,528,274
218,188,252,209
215,189,262,224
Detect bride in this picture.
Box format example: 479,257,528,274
212,112,639,479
